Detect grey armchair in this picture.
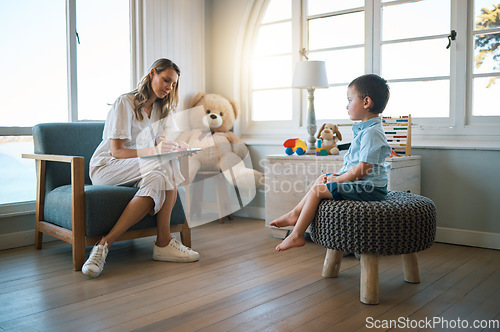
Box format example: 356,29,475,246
22,122,191,271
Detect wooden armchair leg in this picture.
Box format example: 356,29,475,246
402,253,420,283
73,226,86,271
322,249,343,278
73,241,86,271
360,253,379,305
180,222,192,248
34,224,43,250
69,156,86,271
34,159,45,250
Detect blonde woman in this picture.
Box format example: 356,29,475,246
83,59,199,278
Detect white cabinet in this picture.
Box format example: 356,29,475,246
264,155,421,238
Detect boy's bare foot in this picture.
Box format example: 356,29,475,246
269,211,298,228
275,233,305,251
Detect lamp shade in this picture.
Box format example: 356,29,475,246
292,60,329,89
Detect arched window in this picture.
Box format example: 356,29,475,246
251,0,293,122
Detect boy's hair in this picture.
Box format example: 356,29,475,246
348,74,390,114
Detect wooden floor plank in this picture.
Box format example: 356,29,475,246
1,223,277,329
105,239,326,330
0,218,499,332
214,256,401,332
342,244,483,331
438,253,500,318
402,247,495,326
80,252,323,331
463,273,500,330
128,258,327,332
269,245,459,332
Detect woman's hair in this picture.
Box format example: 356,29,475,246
133,58,181,121
348,74,390,114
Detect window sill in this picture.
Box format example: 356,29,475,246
241,134,500,151
411,138,500,151
0,202,36,219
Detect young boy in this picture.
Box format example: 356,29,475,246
271,74,392,251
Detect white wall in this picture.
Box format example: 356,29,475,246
415,148,500,249
135,0,206,109
204,0,251,99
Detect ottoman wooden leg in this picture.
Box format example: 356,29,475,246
402,253,421,283
322,249,343,278
360,254,379,304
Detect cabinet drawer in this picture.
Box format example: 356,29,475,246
388,166,421,194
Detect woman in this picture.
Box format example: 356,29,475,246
83,58,199,278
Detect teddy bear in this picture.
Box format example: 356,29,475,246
176,92,264,192
316,123,342,155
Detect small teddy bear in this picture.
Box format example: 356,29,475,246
316,123,342,155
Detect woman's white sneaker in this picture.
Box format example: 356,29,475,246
153,238,200,262
82,242,109,278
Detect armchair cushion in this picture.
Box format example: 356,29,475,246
44,185,186,237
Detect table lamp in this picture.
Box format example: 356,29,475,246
292,60,329,154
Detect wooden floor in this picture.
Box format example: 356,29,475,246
1,217,499,332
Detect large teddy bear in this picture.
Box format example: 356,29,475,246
176,92,264,191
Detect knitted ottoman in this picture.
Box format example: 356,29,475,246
309,191,437,304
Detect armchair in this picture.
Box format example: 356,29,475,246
22,122,191,271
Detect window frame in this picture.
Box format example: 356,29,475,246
376,0,453,125
240,0,500,146
466,0,500,126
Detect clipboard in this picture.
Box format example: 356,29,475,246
139,148,203,159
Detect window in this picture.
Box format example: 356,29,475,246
471,0,500,118
379,0,451,118
306,1,365,121
0,0,131,207
0,1,68,128
0,136,36,205
251,0,293,122
245,0,500,141
77,0,131,121
0,0,67,205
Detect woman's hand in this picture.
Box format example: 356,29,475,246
177,141,200,156
177,141,191,151
155,139,180,154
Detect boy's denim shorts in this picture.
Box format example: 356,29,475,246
326,182,388,201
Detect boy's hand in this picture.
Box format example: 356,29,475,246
315,174,328,185
315,173,339,185
325,174,337,183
